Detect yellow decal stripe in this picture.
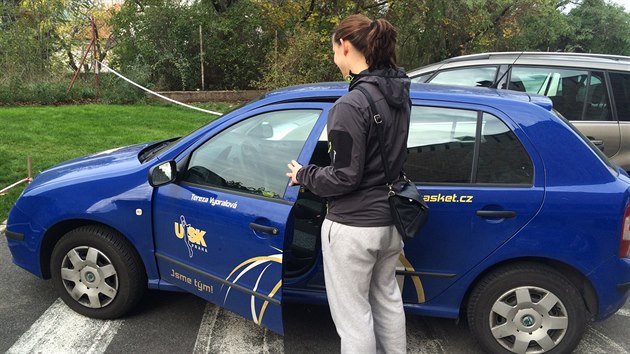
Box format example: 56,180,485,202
398,255,426,303
256,279,283,324
225,256,282,281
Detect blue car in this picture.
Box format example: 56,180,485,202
6,83,630,353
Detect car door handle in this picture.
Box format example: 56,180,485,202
476,210,517,218
587,137,605,152
249,222,279,235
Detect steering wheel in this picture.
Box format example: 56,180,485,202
240,140,269,192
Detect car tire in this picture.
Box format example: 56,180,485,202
50,225,146,319
467,263,587,354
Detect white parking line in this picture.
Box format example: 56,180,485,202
616,308,630,317
576,327,629,354
193,303,221,354
6,298,123,354
193,303,283,354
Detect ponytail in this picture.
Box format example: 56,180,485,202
366,19,397,70
332,15,397,70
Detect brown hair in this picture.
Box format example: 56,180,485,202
332,14,397,70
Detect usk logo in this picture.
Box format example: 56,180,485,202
174,215,208,257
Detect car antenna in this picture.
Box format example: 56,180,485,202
491,51,525,89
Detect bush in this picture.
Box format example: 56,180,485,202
99,69,150,105
0,72,151,105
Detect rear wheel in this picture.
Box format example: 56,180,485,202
467,263,587,354
50,225,146,319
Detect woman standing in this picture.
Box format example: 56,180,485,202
286,14,411,354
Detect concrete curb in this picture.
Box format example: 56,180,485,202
0,219,6,237
153,90,267,103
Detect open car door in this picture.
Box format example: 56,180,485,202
152,104,328,334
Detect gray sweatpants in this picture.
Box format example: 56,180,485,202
321,219,406,354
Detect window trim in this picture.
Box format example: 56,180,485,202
605,70,621,121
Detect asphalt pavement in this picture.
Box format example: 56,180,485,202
1,230,628,353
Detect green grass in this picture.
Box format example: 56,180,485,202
0,103,234,221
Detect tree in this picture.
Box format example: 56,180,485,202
389,0,572,70
110,0,273,90
256,0,577,89
59,0,113,74
0,0,66,81
0,0,113,84
3,0,629,97
255,0,386,89
564,0,630,55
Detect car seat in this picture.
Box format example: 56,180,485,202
555,77,583,120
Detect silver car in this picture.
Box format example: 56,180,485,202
409,52,630,170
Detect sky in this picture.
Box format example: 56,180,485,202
610,0,630,10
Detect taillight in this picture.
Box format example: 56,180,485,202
621,204,630,257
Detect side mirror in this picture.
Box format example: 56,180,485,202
248,122,273,138
148,160,177,187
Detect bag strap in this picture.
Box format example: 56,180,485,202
355,85,395,194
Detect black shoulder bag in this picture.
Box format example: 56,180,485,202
355,85,429,240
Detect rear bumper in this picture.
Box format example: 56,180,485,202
589,256,630,320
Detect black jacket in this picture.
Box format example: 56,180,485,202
297,68,411,226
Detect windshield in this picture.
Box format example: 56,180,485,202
138,98,264,163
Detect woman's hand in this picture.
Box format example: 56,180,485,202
286,160,302,186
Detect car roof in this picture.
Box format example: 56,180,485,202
409,51,630,76
248,81,552,112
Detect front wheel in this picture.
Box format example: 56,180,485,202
50,225,146,319
467,263,587,354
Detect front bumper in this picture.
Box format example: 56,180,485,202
6,230,24,241
5,205,45,278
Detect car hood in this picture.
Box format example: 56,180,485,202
25,142,152,192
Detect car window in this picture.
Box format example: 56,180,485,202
429,66,498,87
477,113,533,184
183,109,321,199
406,106,533,185
610,72,630,121
510,67,612,122
406,107,477,183
584,72,612,121
410,72,434,83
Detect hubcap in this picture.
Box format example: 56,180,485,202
521,315,535,327
59,246,118,309
489,286,569,354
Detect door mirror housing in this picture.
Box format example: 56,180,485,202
149,160,177,187
248,122,273,138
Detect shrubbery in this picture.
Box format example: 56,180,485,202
1,0,629,105
0,74,148,106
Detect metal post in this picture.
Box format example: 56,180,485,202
27,156,32,182
67,39,94,95
0,156,33,196
92,15,100,100
200,24,205,91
